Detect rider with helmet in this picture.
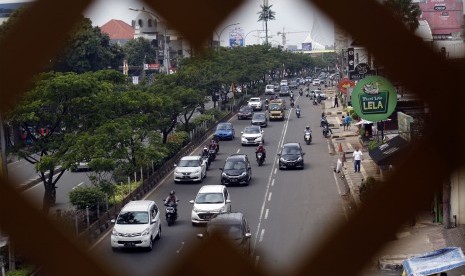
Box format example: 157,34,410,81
201,146,209,158
165,190,178,208
255,142,266,161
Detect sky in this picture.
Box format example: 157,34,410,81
81,0,335,48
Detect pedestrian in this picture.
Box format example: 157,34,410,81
345,115,351,130
342,115,346,131
353,147,362,173
333,95,339,108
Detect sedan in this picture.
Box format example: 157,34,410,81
278,142,305,169
237,105,253,120
251,112,268,127
241,125,264,146
173,156,207,183
214,122,235,140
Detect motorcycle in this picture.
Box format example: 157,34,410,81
323,125,330,138
256,152,265,166
290,100,295,108
296,109,301,118
320,116,328,127
208,148,216,162
313,98,318,105
304,131,312,145
201,154,211,169
163,200,179,226
299,89,303,96
305,90,309,97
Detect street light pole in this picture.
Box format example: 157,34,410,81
129,7,169,74
244,30,261,46
215,22,239,52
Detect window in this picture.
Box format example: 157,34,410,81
138,19,143,28
148,19,152,27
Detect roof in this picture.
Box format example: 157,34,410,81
209,212,244,224
283,142,300,147
198,185,225,193
100,19,134,40
122,200,154,212
180,156,201,160
369,135,410,166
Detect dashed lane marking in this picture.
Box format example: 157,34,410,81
267,192,272,201
265,209,269,220
259,229,265,242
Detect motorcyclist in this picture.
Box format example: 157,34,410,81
295,105,301,116
165,190,178,208
290,98,295,107
299,88,303,96
201,146,209,158
255,142,266,161
209,139,218,152
304,126,312,136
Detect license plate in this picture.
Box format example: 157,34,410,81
230,179,237,182
182,176,190,179
124,242,135,247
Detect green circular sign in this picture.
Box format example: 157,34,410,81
351,76,397,121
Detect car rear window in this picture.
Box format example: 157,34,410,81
195,193,224,204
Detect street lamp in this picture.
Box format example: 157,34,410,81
214,22,239,51
129,7,170,74
243,29,261,46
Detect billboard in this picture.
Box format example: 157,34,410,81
302,42,312,51
229,27,244,47
419,0,464,35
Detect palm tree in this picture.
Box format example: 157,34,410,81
384,0,422,31
257,4,276,45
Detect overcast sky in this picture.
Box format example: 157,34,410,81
82,0,335,48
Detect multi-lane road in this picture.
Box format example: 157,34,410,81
88,88,351,275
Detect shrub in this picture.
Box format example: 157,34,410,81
69,186,106,210
368,140,381,150
7,267,34,276
359,177,380,203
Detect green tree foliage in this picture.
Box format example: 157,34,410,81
384,0,421,31
123,37,157,66
51,17,124,73
69,186,106,210
257,4,276,45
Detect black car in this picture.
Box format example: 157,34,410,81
279,85,290,97
251,112,268,127
219,154,252,186
237,105,253,120
197,212,252,254
278,142,305,170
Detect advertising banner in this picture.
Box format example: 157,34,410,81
337,78,355,94
351,76,397,121
229,28,244,47
302,42,312,51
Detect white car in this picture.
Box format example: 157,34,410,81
190,185,232,225
241,125,264,146
247,97,262,110
280,79,288,87
111,200,161,251
312,79,320,86
173,156,207,183
265,85,275,95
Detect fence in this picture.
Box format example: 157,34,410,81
0,0,464,275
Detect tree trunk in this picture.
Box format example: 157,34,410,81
265,21,268,46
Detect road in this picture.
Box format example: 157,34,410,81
89,83,352,275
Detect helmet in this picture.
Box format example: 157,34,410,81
170,190,175,195
203,146,208,150
296,105,300,108
306,126,310,130
259,142,263,146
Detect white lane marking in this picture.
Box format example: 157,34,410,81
333,171,349,221
267,192,272,201
274,168,277,175
264,209,269,219
176,242,185,254
72,182,85,190
252,112,291,255
271,179,275,187
259,229,265,242
236,149,240,153
255,256,260,267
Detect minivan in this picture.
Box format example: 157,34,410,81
190,185,231,225
111,200,161,251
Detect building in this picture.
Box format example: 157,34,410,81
100,19,134,46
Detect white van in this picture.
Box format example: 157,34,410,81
280,79,288,87
111,200,161,251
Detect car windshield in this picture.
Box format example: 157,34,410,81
249,98,260,102
269,104,282,111
208,223,243,240
244,127,260,134
195,193,224,204
217,124,231,130
240,107,251,112
266,85,274,89
281,86,288,91
253,114,265,120
224,160,246,170
178,159,200,167
282,146,301,155
116,211,149,224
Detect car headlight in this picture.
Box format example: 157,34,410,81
194,169,200,174
222,172,227,177
280,157,286,162
193,206,202,212
240,172,247,177
297,156,303,161
141,227,151,236
112,229,119,236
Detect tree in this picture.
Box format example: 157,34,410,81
257,4,276,46
6,71,124,213
50,17,124,73
384,0,421,31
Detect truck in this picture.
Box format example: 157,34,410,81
268,100,285,121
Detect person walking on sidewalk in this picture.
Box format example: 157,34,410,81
353,147,362,173
345,115,352,130
342,115,346,131
333,95,339,108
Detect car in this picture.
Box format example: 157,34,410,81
190,185,231,225
305,76,312,83
289,80,298,89
312,79,320,86
265,85,275,95
273,83,280,91
251,112,268,127
214,122,235,140
173,156,207,183
110,200,161,251
279,85,290,97
237,105,253,120
197,212,252,255
310,90,326,100
70,161,91,172
280,79,288,87
278,142,305,170
241,125,264,146
247,97,262,110
220,154,252,186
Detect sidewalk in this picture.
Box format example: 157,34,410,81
323,87,465,275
